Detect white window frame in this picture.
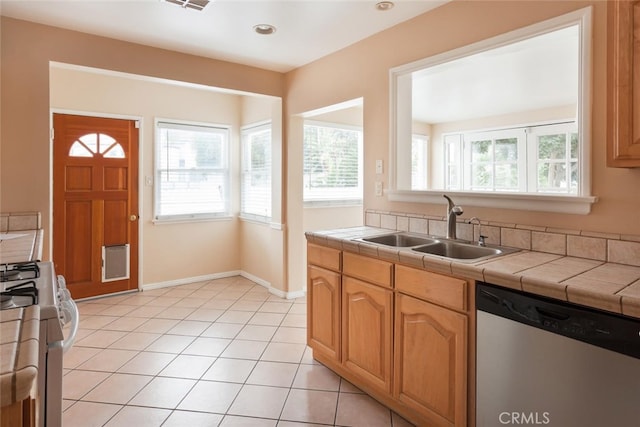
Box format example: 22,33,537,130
527,122,579,194
153,118,231,222
240,121,272,222
411,134,429,191
462,128,527,193
388,7,596,214
303,120,363,206
444,133,462,191
445,122,578,195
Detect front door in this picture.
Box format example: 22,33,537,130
53,114,139,299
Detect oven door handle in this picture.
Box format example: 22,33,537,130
61,298,79,353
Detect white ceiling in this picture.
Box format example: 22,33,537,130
412,24,579,124
0,0,447,73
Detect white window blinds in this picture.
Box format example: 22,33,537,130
303,122,363,204
154,120,230,220
241,123,272,220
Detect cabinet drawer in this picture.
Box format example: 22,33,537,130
307,243,341,272
343,252,393,288
395,264,467,312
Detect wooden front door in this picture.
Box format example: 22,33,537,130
53,114,139,299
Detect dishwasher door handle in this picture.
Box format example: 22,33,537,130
536,306,571,321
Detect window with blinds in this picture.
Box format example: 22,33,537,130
303,121,363,205
154,120,230,221
241,123,272,221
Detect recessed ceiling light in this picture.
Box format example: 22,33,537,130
375,1,394,11
254,24,276,35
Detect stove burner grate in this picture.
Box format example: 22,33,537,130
0,280,38,309
0,261,40,282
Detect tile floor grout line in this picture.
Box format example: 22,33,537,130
64,277,411,427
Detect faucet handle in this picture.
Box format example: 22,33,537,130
444,194,463,215
467,217,485,245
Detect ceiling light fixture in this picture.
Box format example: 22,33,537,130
254,24,276,35
375,1,394,11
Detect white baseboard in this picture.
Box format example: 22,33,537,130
239,270,271,289
142,270,306,300
238,271,306,300
141,270,241,291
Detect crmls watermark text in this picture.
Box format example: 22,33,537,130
499,412,551,425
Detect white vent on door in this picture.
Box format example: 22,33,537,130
102,244,130,283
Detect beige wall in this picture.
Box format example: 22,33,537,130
5,1,640,295
1,17,286,290
238,95,287,292
47,66,287,290
284,0,640,289
50,66,246,285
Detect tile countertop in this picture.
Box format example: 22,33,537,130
305,226,640,320
0,306,40,407
0,230,43,264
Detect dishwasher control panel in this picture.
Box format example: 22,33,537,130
477,282,640,359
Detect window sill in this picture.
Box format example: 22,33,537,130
152,215,233,225
239,214,272,225
303,200,363,208
387,190,598,215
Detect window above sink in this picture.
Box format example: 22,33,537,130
388,7,597,214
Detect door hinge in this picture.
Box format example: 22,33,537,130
135,121,140,129
50,128,54,141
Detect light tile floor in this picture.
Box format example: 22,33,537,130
63,276,415,427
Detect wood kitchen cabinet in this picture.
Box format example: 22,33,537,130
342,276,393,394
607,0,640,167
307,244,342,361
342,252,394,394
0,397,36,427
306,242,475,427
394,293,468,427
395,265,471,427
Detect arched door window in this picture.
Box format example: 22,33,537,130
69,133,125,158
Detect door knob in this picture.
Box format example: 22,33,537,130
130,215,138,221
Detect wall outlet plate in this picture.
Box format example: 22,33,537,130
376,159,383,174
375,181,383,196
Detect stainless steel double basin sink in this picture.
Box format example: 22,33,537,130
354,232,518,262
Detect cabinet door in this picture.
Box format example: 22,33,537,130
307,265,341,361
607,0,640,167
342,276,393,393
394,293,468,427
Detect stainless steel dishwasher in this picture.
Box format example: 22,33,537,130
476,282,640,427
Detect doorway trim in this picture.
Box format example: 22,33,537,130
49,108,145,291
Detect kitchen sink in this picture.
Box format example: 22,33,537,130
358,233,437,247
412,241,503,260
355,232,519,262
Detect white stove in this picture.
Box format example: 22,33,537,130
0,261,79,427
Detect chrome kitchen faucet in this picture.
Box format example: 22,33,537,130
444,194,463,240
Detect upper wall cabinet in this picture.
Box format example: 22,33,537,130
608,0,640,167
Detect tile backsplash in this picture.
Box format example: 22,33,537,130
0,212,41,232
365,209,640,267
